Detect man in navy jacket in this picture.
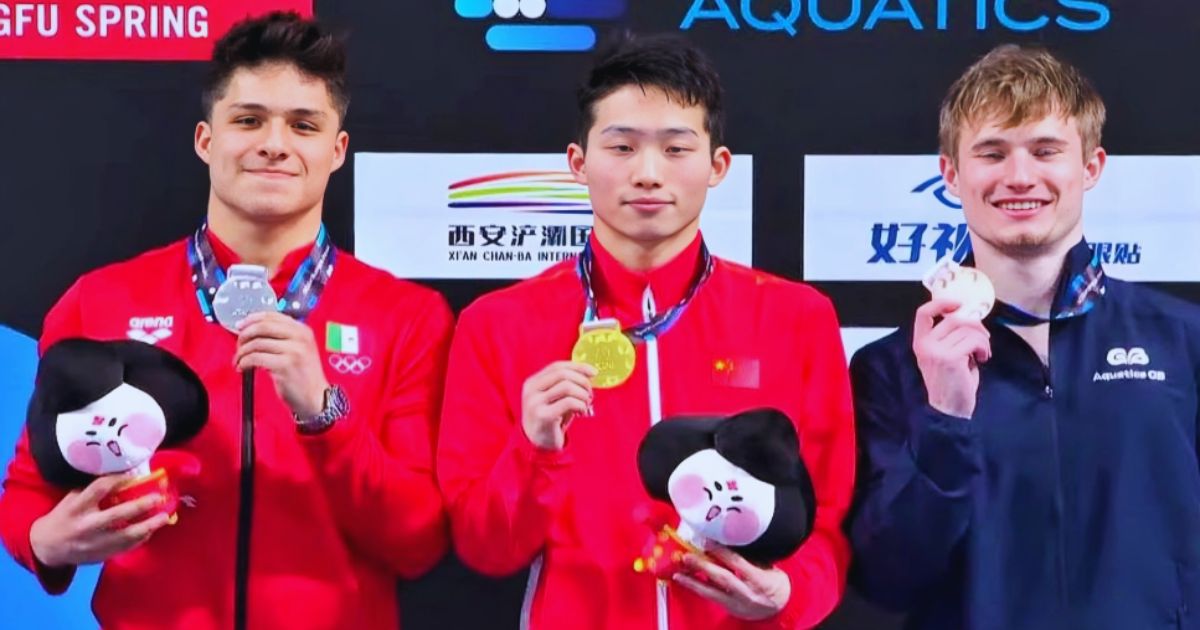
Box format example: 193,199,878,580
848,44,1200,630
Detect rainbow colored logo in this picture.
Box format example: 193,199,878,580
449,171,593,214
454,0,626,52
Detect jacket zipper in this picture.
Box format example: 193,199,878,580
643,287,669,630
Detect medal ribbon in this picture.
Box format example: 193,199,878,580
186,223,336,324
989,240,1106,326
576,239,714,343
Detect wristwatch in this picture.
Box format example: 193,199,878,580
294,385,350,435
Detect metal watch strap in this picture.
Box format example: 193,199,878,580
295,385,348,435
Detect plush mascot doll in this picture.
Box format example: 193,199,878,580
633,408,816,580
26,338,208,525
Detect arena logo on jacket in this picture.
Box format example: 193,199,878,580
325,322,371,375
127,315,174,345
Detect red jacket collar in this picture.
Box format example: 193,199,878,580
588,231,705,319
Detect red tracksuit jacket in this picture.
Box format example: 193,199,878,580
438,234,855,630
0,232,452,629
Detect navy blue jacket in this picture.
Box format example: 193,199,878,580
848,242,1200,630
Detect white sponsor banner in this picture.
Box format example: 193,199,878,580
841,327,896,364
804,155,1200,282
355,153,753,279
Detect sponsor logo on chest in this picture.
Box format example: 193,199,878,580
1093,346,1166,382
127,315,174,345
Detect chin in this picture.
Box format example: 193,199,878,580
623,220,693,243
988,231,1058,256
237,201,307,221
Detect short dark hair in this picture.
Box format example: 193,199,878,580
577,33,725,151
202,11,349,125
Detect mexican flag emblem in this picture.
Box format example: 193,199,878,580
326,322,360,355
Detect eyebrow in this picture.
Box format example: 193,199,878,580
227,103,328,119
1029,136,1070,146
970,136,1070,152
598,125,699,139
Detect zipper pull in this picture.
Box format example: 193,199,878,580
642,286,657,320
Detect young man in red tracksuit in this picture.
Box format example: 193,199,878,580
0,13,451,629
438,34,855,630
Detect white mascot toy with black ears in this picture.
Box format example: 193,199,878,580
634,408,817,579
26,338,208,524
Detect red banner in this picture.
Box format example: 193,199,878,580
0,1,312,60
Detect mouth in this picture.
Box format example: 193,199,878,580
624,198,671,213
705,505,722,522
991,198,1051,218
245,169,296,179
106,441,123,457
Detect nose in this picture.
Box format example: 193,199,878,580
257,118,290,161
1002,151,1037,191
630,151,664,190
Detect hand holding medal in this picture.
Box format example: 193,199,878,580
914,258,994,418
539,239,715,449
187,225,336,419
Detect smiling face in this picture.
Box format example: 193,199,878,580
55,383,166,475
666,448,774,546
941,112,1105,258
195,62,348,228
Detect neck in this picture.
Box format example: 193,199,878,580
970,235,1075,317
593,221,698,273
206,200,321,277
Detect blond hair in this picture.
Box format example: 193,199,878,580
939,44,1105,163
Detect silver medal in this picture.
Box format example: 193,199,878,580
212,264,278,332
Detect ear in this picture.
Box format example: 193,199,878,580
714,408,800,486
939,153,960,198
195,121,213,165
567,142,587,185
708,145,732,188
330,129,349,173
1082,145,1106,192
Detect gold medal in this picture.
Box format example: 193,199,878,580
571,318,636,389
